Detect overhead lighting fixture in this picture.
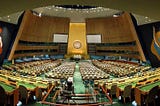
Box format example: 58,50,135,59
145,16,148,19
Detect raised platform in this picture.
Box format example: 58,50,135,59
65,54,89,60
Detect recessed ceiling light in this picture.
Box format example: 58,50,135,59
145,16,148,19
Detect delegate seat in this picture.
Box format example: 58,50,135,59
19,85,31,104
121,84,132,103
109,83,117,98
143,85,159,106
0,85,7,106
35,87,43,101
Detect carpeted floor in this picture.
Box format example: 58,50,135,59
73,63,86,94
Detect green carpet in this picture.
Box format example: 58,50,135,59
73,63,85,94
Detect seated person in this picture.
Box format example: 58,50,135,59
61,77,74,94
66,80,74,92
62,77,75,103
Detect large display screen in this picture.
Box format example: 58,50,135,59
53,34,68,43
87,34,101,43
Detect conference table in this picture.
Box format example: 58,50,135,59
18,81,37,91
0,81,19,106
134,80,160,106
0,81,16,94
116,81,137,98
1,73,49,90
34,82,49,89
0,75,50,105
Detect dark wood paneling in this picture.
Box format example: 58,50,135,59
20,11,69,42
86,12,146,61
16,45,59,50
96,53,141,59
96,45,138,52
86,13,135,43
13,52,59,59
8,10,70,60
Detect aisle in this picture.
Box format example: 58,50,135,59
73,63,85,94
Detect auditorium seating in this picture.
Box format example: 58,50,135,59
92,60,151,77
79,62,109,80
2,59,61,77
0,59,160,105
45,62,76,79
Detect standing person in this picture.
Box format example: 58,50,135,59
0,27,2,54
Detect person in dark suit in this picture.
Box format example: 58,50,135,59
66,80,74,93
62,77,75,104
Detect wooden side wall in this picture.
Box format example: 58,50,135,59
20,10,69,42
86,12,134,43
8,10,70,60
86,12,146,61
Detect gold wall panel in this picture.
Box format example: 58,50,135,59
66,23,88,58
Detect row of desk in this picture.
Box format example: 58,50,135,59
0,73,53,106
135,80,160,106
0,81,19,106
95,71,160,105
113,77,160,105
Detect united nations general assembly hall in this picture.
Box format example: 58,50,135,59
0,1,160,106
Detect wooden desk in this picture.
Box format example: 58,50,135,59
116,81,137,98
135,80,160,106
18,81,37,91
136,77,160,86
32,82,49,89
0,81,19,106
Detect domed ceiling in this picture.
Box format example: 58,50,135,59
0,1,159,25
